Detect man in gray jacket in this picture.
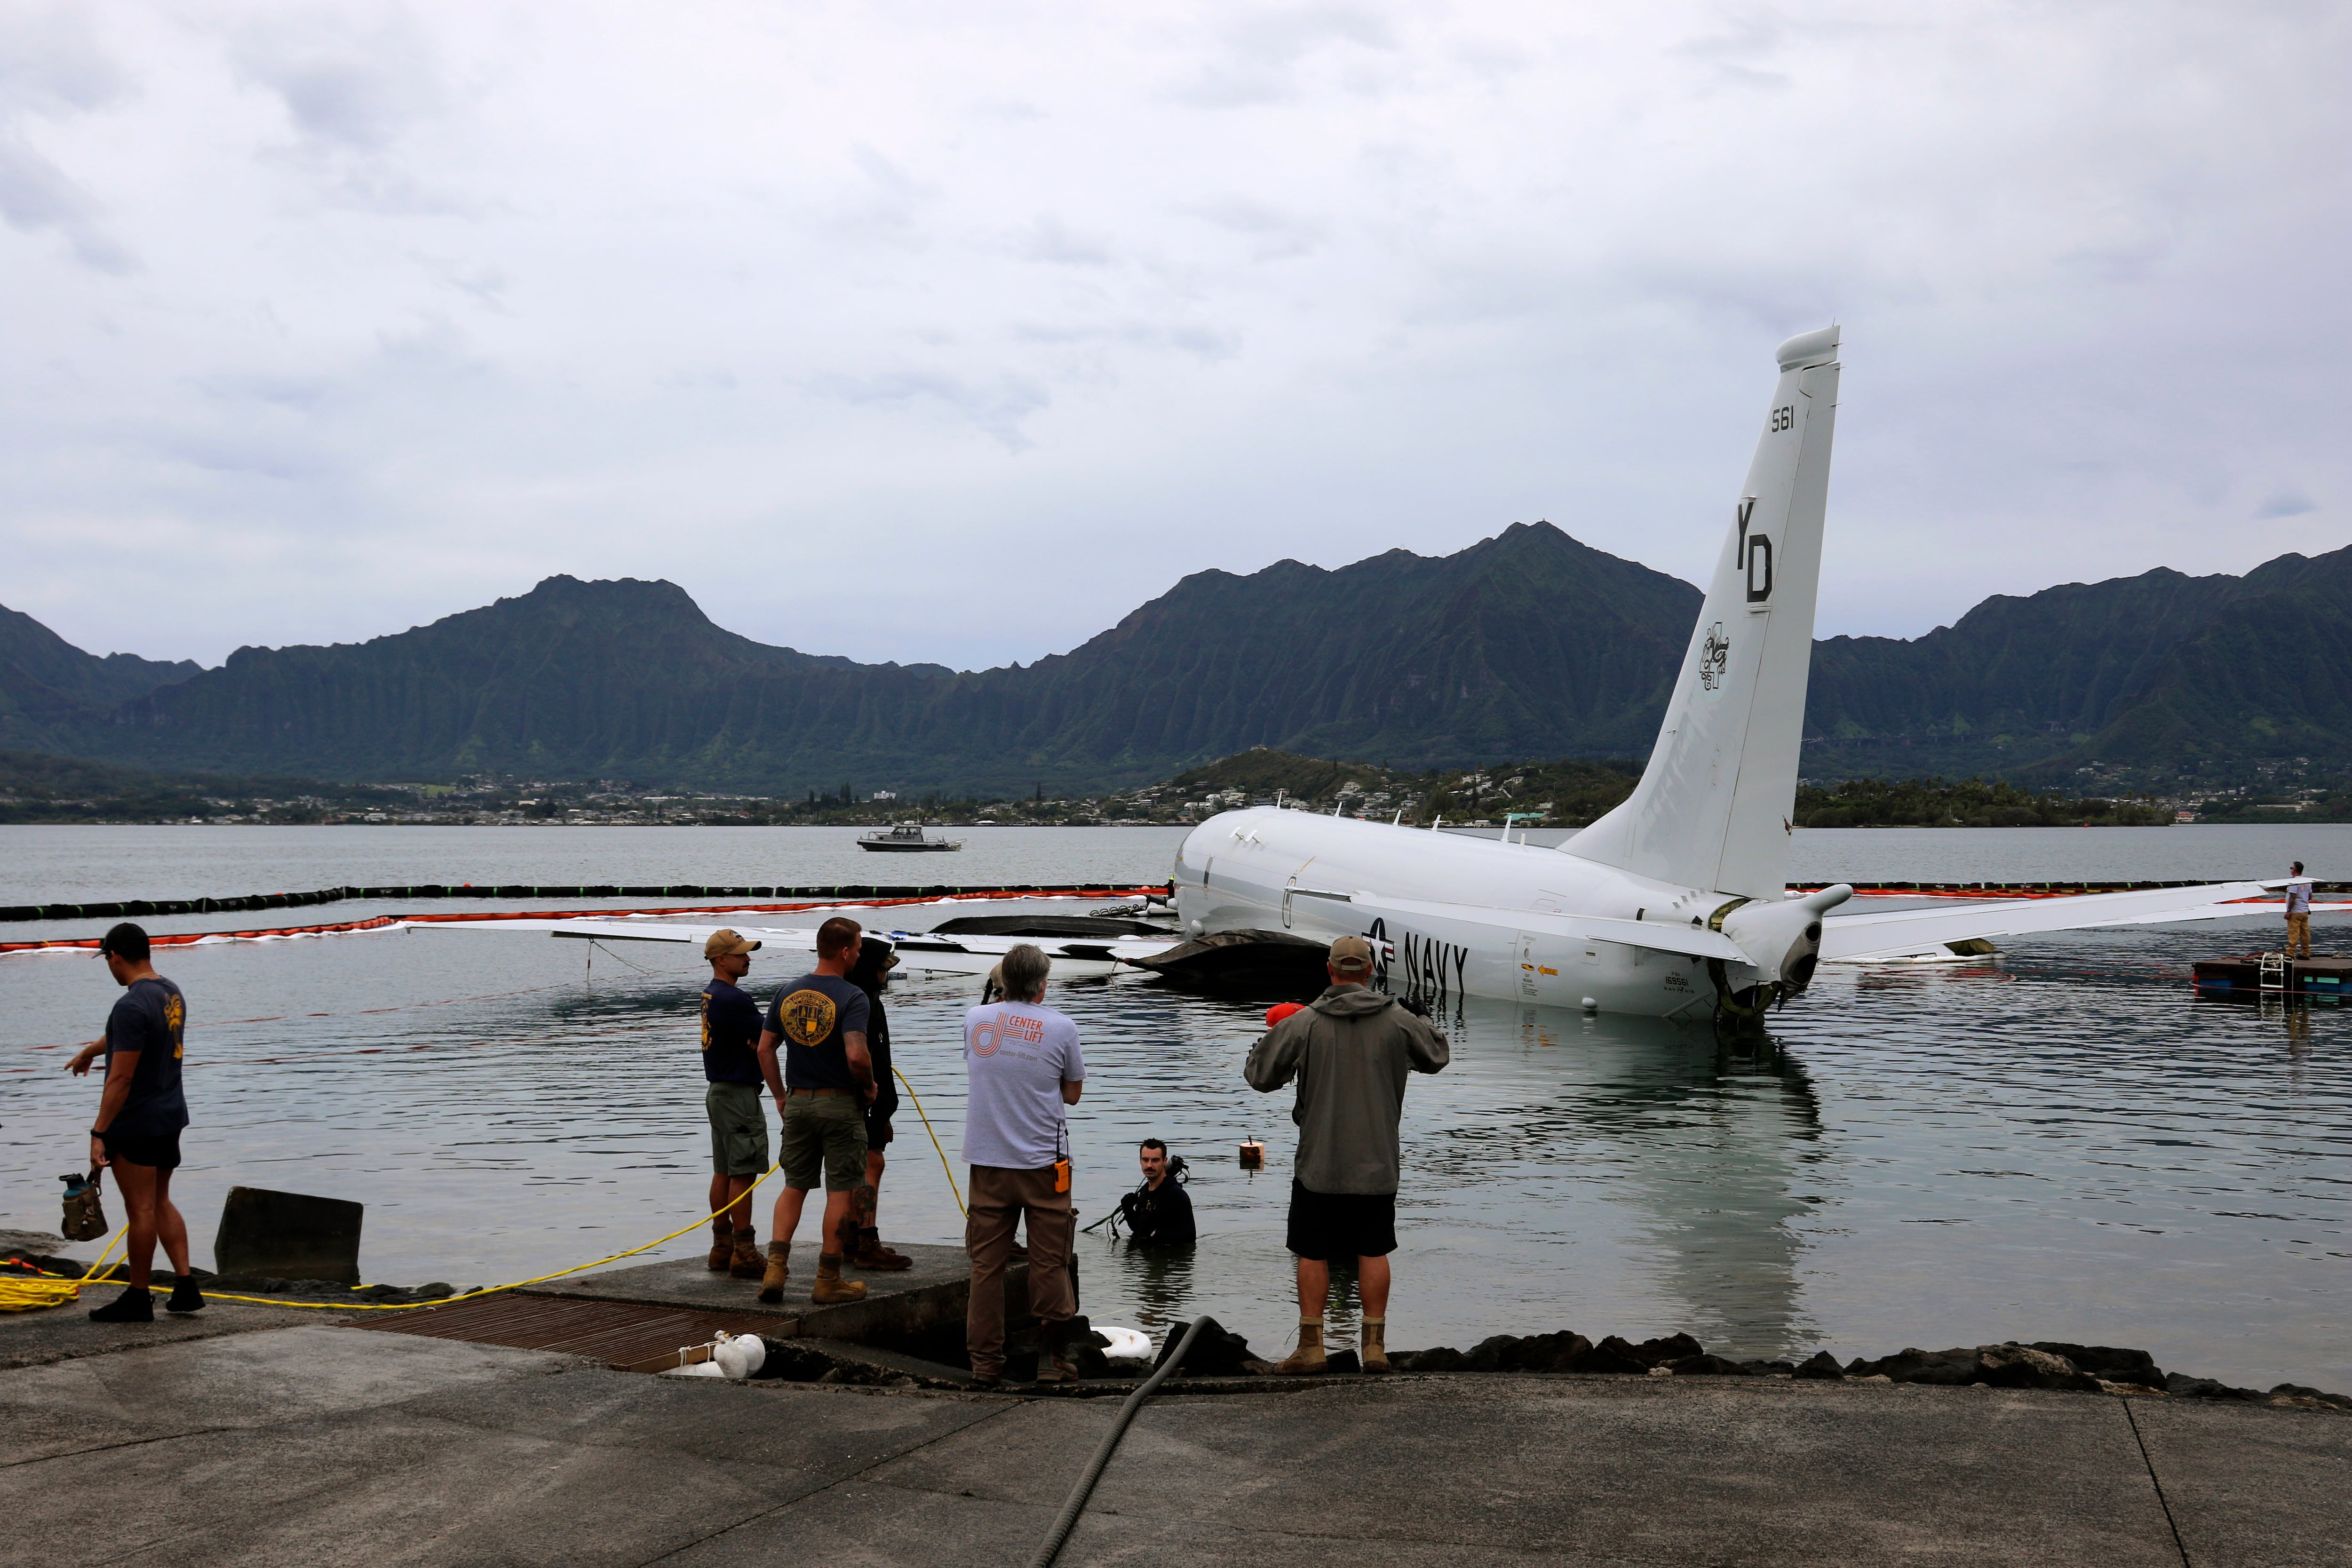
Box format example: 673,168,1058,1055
1245,934,1449,1374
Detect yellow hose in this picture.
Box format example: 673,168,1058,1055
894,1065,965,1216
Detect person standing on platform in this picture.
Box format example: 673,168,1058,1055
961,943,1085,1386
846,936,913,1272
1246,934,1449,1376
699,929,769,1281
756,917,879,1305
2284,861,2314,958
65,923,202,1322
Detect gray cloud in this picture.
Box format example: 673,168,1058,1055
0,133,136,272
1,0,2347,671
1014,213,1114,267
230,11,446,153
0,5,137,271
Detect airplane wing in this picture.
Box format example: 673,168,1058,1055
1817,882,2319,963
422,917,1183,978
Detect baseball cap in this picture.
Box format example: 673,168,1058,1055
703,928,761,959
97,922,150,961
1327,935,1374,974
1265,1002,1306,1027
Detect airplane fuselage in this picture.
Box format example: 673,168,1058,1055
1173,808,1830,1018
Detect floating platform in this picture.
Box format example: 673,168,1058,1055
2191,952,2350,999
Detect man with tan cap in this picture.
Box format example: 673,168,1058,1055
1246,933,1448,1375
699,928,770,1280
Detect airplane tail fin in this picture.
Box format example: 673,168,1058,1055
1564,326,1841,900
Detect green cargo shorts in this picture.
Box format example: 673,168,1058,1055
706,1083,771,1177
780,1092,868,1193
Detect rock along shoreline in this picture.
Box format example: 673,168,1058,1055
21,1247,2348,1413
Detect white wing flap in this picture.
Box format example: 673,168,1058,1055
1819,882,2287,962
422,917,1181,977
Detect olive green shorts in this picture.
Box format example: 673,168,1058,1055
780,1092,868,1193
706,1083,771,1177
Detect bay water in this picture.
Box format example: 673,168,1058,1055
3,823,2345,1389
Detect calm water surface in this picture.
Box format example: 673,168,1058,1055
3,824,2345,1387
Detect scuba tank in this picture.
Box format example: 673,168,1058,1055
60,1170,109,1242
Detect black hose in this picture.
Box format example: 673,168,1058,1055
1025,1315,1213,1568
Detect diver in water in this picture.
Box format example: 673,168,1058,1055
1116,1138,1196,1246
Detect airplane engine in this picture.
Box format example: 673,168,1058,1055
1716,884,1854,1003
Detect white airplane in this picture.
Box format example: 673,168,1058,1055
444,326,2322,1018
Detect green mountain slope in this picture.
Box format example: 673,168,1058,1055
2048,547,2352,774
58,524,1700,793
0,605,201,753
11,530,2350,795
1802,545,2352,781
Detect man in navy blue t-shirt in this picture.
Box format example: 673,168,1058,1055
66,923,202,1322
755,916,879,1305
700,929,770,1281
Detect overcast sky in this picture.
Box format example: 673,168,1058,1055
5,1,2346,671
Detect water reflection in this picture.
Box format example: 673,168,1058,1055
6,921,2347,1390
1104,1236,1200,1335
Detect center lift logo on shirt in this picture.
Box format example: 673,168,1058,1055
969,1009,1045,1059
777,989,838,1047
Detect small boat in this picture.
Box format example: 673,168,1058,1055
857,822,964,853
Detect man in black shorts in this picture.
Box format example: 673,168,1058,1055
846,936,912,1271
700,929,770,1280
66,923,202,1322
756,916,881,1305
1246,934,1448,1374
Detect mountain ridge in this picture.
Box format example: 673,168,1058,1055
8,526,2349,793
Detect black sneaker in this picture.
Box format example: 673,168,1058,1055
89,1286,154,1323
166,1275,206,1314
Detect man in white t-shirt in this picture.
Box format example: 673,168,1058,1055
961,943,1085,1386
2283,861,2313,959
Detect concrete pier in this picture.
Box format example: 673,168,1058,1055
5,1281,2346,1567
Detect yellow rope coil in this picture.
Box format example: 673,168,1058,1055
0,1229,128,1312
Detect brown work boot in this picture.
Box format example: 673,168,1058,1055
706,1218,734,1271
1272,1320,1327,1376
810,1252,867,1305
1270,1326,1327,1373
728,1226,763,1280
757,1242,790,1305
1361,1318,1390,1374
1030,1352,1080,1384
853,1227,913,1271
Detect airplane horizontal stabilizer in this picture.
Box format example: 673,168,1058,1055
1818,882,2295,962
1364,895,1752,963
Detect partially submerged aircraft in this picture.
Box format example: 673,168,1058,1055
453,327,2317,1018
